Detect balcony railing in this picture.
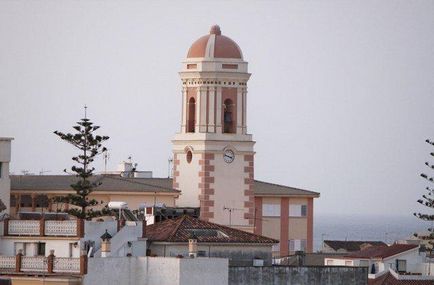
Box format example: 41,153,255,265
45,220,78,236
9,220,40,236
53,257,81,273
1,219,84,237
0,251,86,275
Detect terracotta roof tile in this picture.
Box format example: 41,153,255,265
324,240,387,252
145,215,278,244
346,244,419,259
368,272,434,285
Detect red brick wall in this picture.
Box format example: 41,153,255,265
244,154,255,226
172,153,180,189
198,153,215,221
254,197,263,235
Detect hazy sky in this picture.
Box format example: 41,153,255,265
1,1,433,217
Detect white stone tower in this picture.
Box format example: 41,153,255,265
0,137,13,216
172,25,254,231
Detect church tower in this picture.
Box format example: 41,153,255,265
172,25,254,231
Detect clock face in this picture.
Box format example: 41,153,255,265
223,149,235,163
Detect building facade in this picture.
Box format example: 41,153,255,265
0,137,13,216
4,26,320,258
172,25,254,232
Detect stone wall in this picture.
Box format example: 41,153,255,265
229,266,368,285
83,257,228,285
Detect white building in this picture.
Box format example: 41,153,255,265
0,137,13,217
325,243,434,283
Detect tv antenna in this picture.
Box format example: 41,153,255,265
223,206,244,226
39,169,51,175
167,157,173,178
103,149,110,173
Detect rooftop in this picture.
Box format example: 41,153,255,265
187,25,243,59
324,240,387,252
11,176,319,197
346,244,419,259
11,175,179,194
368,272,434,285
145,215,278,244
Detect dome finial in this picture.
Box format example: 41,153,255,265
210,25,221,35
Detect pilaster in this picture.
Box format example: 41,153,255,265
242,88,247,134
199,86,208,133
208,86,216,133
216,86,222,133
236,87,243,134
195,87,201,133
181,87,187,133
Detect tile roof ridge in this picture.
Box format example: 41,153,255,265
196,217,278,243
254,179,318,193
168,215,188,240
101,174,179,192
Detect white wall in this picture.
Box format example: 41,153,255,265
83,257,228,285
0,139,12,216
383,249,424,273
325,248,425,274
0,238,81,257
174,150,201,207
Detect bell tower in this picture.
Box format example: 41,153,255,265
172,25,254,231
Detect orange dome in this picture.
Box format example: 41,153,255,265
187,25,243,59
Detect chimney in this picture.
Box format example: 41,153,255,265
188,236,198,258
142,219,147,238
100,229,112,258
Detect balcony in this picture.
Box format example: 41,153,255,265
0,251,87,275
0,219,84,237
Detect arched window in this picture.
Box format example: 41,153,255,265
223,99,235,133
187,97,196,133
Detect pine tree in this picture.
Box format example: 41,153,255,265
414,139,434,249
53,115,110,220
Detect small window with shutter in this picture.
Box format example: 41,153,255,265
289,204,308,217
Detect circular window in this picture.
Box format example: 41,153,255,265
186,151,192,163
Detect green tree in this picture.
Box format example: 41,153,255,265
54,115,110,220
414,139,434,248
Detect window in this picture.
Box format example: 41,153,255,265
223,99,235,133
186,151,192,163
272,243,280,252
187,97,196,133
37,243,46,256
222,64,238,70
262,204,280,217
35,195,48,208
289,239,306,252
20,195,32,207
289,204,307,217
14,242,25,255
10,195,16,207
396,259,407,272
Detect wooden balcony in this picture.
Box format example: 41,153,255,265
0,251,87,275
0,219,84,237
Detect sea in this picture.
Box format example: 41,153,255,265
313,214,432,251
